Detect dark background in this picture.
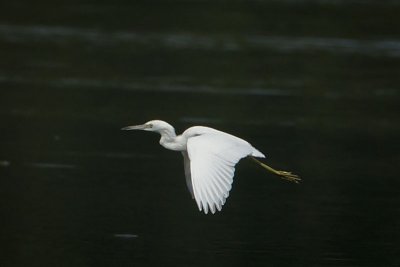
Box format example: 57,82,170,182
0,1,399,266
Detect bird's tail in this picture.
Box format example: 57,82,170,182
251,148,265,158
250,156,301,183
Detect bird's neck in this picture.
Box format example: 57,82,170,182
158,128,185,151
159,128,177,141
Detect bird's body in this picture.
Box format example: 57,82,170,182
122,120,300,214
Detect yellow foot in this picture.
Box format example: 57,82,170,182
250,156,301,184
275,170,301,184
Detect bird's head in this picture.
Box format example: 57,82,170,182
122,120,175,134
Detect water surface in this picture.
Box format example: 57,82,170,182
0,1,399,266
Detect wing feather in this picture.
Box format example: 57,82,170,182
187,132,255,214
181,151,194,199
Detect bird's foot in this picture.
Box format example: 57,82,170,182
250,157,301,184
275,170,301,184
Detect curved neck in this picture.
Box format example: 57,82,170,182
158,126,185,151
159,127,177,142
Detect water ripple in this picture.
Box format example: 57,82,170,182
113,234,138,239
0,75,295,97
27,162,77,169
1,24,400,57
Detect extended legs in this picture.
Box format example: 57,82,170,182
251,157,301,183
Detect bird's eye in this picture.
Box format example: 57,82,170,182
147,123,153,128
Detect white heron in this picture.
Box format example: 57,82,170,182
122,120,300,214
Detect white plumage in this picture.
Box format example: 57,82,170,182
122,120,299,214
185,128,264,213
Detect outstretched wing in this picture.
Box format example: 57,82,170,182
187,133,254,214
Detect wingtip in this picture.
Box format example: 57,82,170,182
203,203,209,214
210,204,216,214
197,201,202,212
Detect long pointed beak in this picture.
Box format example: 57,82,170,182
121,124,148,130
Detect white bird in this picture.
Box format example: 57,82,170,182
122,120,300,214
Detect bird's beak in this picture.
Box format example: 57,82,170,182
121,124,149,130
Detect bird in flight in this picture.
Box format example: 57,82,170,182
122,120,300,214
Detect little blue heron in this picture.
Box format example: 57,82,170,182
122,120,300,214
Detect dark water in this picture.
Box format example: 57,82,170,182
1,1,400,266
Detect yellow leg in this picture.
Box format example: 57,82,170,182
251,157,301,183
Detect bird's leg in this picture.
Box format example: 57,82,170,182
250,157,301,183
